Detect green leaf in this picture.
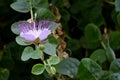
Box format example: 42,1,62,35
56,57,80,78
109,31,120,49
115,0,120,12
109,73,120,80
117,13,120,24
45,65,56,74
21,46,34,61
11,21,28,35
80,36,100,49
32,0,48,9
44,43,57,55
77,58,102,80
48,35,58,44
10,0,30,13
36,8,56,20
31,49,43,59
0,68,9,80
110,59,120,73
90,49,106,64
106,46,116,63
80,23,102,49
49,22,59,31
100,71,111,80
85,23,102,42
16,36,31,46
70,0,104,26
31,63,45,75
47,55,60,65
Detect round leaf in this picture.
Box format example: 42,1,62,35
10,1,30,13
115,0,120,12
45,65,56,74
44,43,57,55
84,23,102,42
16,36,31,46
109,73,120,80
110,59,120,73
47,55,60,65
56,57,80,78
36,8,55,20
31,63,45,75
106,46,116,63
11,21,29,35
77,58,102,80
109,31,120,49
31,49,43,59
21,46,34,61
90,49,106,64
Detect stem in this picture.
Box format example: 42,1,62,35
101,41,107,50
29,0,34,20
105,0,115,5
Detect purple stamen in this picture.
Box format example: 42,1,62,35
19,19,54,42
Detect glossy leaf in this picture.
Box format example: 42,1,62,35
31,49,43,59
36,8,55,20
110,59,120,73
90,49,106,64
109,31,120,49
106,46,116,63
21,46,34,61
47,35,58,44
109,73,120,80
77,58,102,80
45,65,56,74
32,0,48,9
16,36,31,46
44,43,57,55
56,57,80,78
80,36,100,49
47,55,60,65
10,0,30,13
115,0,120,12
31,63,45,75
85,23,102,42
117,13,120,24
11,21,28,35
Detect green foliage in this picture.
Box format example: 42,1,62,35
21,46,43,61
10,0,30,13
11,21,28,35
32,0,48,9
36,8,55,20
84,23,102,41
16,36,31,46
56,58,80,78
0,68,9,80
1,0,120,79
80,23,102,49
47,55,60,65
21,46,34,61
110,59,120,73
90,49,106,64
44,35,58,55
109,73,120,80
109,31,120,49
31,48,43,59
31,63,45,75
115,0,120,12
106,46,116,63
45,65,56,75
77,58,102,80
